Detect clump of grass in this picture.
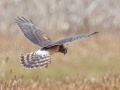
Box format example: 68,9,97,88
0,74,120,90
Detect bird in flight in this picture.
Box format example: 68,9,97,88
15,17,98,69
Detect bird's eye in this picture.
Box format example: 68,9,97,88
62,50,64,53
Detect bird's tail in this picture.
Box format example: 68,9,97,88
20,52,51,69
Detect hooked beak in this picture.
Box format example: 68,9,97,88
64,50,67,55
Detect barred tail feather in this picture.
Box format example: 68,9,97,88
20,52,51,69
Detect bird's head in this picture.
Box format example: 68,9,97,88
62,47,67,55
59,45,67,55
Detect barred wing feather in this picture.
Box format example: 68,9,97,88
42,32,98,49
15,17,53,47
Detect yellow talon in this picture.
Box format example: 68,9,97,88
45,64,48,68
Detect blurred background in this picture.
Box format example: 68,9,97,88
0,0,120,82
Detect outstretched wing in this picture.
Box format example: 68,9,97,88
15,17,53,47
42,32,98,49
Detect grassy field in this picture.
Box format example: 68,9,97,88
0,32,120,81
1,74,120,90
0,0,120,89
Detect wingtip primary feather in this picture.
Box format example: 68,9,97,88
30,20,34,24
91,32,98,35
22,16,29,22
14,19,18,23
17,16,26,22
15,16,21,23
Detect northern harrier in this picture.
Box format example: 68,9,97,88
15,17,98,69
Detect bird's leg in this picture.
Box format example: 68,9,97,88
45,64,48,68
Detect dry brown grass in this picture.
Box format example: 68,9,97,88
0,74,120,90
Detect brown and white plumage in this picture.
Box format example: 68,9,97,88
15,17,98,69
20,50,51,68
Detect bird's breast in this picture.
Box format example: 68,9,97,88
47,45,60,55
